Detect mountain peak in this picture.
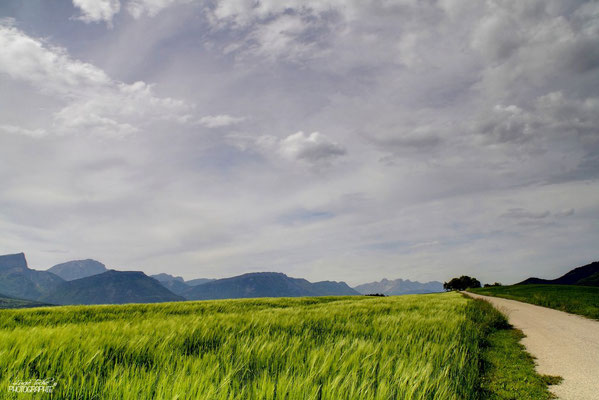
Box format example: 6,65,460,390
47,259,107,281
0,253,28,270
41,269,183,305
151,273,184,283
518,261,599,286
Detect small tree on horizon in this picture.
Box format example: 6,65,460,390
443,276,481,291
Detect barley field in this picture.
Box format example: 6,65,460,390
0,293,496,399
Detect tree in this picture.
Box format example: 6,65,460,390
483,282,503,288
443,275,481,291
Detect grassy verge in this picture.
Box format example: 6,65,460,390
465,297,559,399
471,284,599,320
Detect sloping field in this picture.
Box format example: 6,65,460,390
471,284,599,320
0,293,549,399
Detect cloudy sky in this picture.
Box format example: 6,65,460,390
0,0,598,285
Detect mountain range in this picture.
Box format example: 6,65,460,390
518,261,599,286
0,252,364,307
1,251,537,308
183,272,359,300
353,278,444,295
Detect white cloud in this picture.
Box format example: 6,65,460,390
471,11,521,63
278,131,346,163
0,23,110,95
243,14,324,62
473,92,599,148
126,0,190,19
72,0,121,24
199,114,245,128
0,23,193,137
0,125,47,138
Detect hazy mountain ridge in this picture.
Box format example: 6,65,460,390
353,278,444,295
151,273,216,295
48,259,107,281
184,272,359,300
151,273,190,295
151,273,185,283
186,278,216,286
518,261,599,287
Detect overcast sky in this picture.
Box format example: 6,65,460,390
0,0,597,285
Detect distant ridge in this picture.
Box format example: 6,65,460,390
353,278,443,295
41,270,184,305
518,261,599,287
48,259,107,281
186,278,215,287
151,273,190,295
183,272,359,300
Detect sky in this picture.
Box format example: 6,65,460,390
0,0,598,286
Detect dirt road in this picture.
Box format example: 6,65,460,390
465,292,599,400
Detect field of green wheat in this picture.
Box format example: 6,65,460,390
0,292,547,399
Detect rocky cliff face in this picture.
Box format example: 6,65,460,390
0,253,28,270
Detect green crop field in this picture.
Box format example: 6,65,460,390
471,285,599,320
0,293,553,399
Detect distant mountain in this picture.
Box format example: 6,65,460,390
151,273,184,283
0,253,28,270
151,273,190,295
183,272,359,300
518,261,599,287
353,278,444,295
0,293,52,309
0,253,64,301
186,278,216,287
41,270,185,305
309,281,364,296
47,259,107,281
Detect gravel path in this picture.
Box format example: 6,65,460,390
465,292,599,400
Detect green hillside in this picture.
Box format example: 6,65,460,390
0,293,554,399
471,285,599,320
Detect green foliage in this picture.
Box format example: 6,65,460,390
444,276,481,291
471,284,599,320
577,271,599,286
483,283,503,288
0,293,552,399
